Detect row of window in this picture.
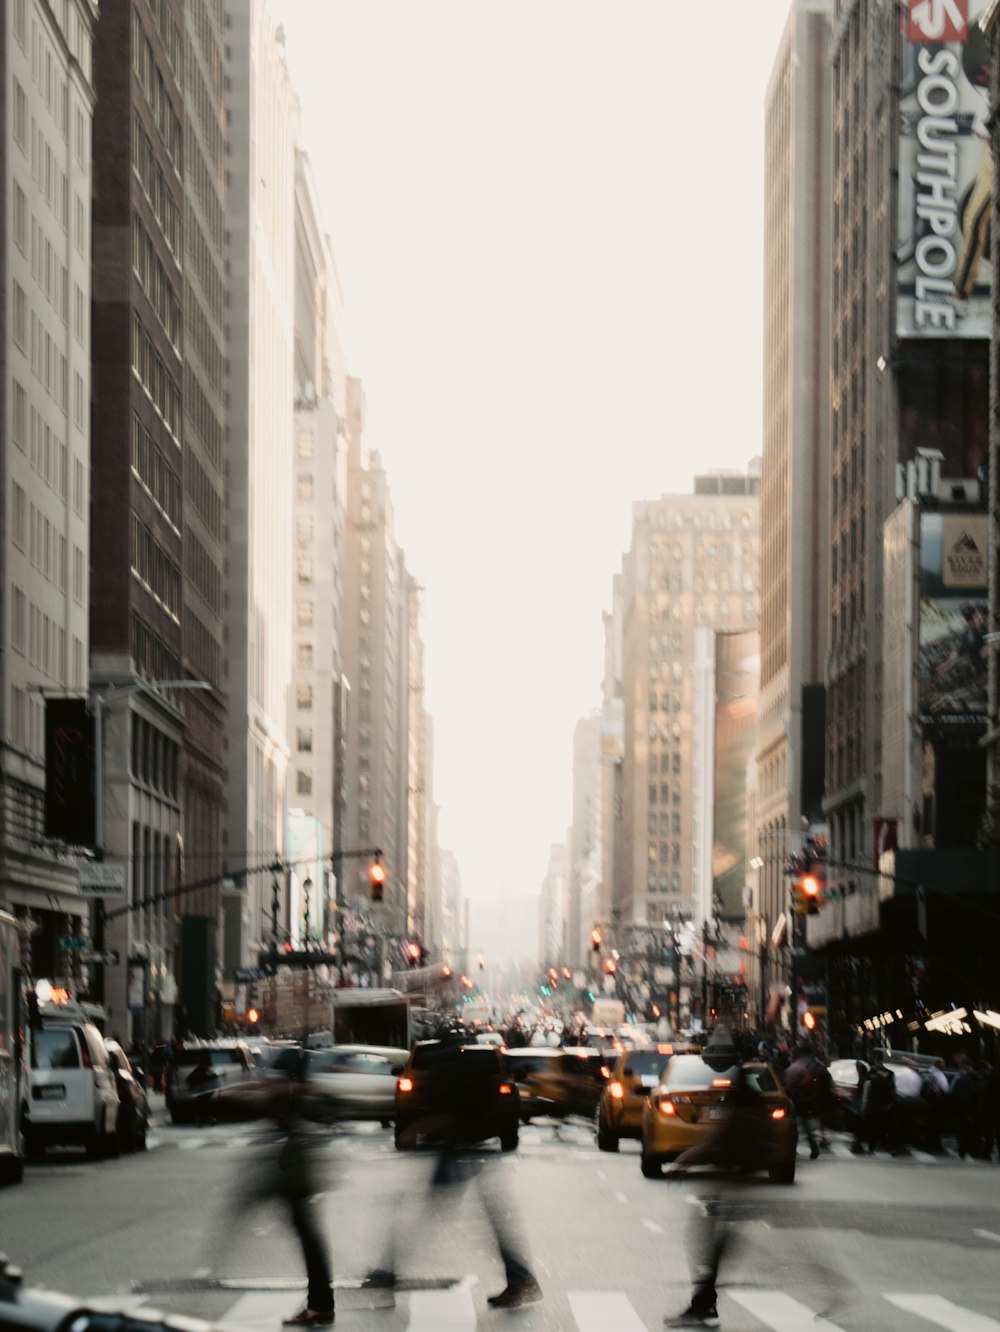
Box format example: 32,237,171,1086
648,812,682,836
10,381,75,506
183,363,223,472
130,514,182,621
133,213,182,352
9,588,69,686
184,525,222,616
133,9,183,169
130,713,181,799
11,482,70,595
183,605,222,689
184,116,224,246
648,691,683,714
647,874,683,895
132,411,181,529
185,198,225,330
183,274,224,385
648,751,683,776
12,186,71,340
184,444,223,539
131,611,181,685
648,842,682,866
649,783,683,806
132,112,181,257
132,314,182,440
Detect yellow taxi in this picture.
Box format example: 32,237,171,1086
639,1044,797,1183
597,1044,677,1151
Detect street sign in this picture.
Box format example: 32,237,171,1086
234,966,268,983
79,949,119,966
78,862,127,897
58,936,89,950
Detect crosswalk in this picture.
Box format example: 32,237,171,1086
112,1282,1000,1329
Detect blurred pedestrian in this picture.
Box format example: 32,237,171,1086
369,1039,541,1309
860,1049,896,1154
950,1053,986,1159
782,1045,823,1159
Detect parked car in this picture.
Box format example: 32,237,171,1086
165,1040,254,1124
640,1050,797,1183
597,1045,677,1151
394,1040,519,1151
22,1009,120,1159
304,1045,409,1125
104,1040,149,1153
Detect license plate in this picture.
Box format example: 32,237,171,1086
707,1106,728,1120
35,1084,65,1101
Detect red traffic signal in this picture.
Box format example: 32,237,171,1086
369,858,386,902
591,927,602,952
603,957,617,975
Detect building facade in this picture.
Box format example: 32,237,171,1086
1,0,97,977
752,0,831,1024
222,0,299,973
567,712,603,968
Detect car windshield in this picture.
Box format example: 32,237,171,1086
665,1057,777,1094
175,1049,243,1067
623,1050,670,1076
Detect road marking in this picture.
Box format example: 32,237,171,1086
179,1137,207,1150
728,1288,844,1329
885,1294,1000,1330
615,1190,628,1203
596,1169,608,1181
217,1291,296,1329
641,1218,664,1234
406,1278,477,1331
568,1291,646,1331
974,1229,1000,1243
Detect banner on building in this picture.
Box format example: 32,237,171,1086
44,698,95,847
917,511,988,720
897,0,992,337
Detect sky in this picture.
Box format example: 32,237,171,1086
271,0,794,916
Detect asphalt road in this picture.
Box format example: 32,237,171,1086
2,1118,1000,1330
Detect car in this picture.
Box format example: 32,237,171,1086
640,1049,797,1183
104,1040,149,1153
165,1040,254,1124
304,1044,409,1125
597,1044,677,1151
472,1031,506,1048
394,1040,519,1152
22,1010,120,1159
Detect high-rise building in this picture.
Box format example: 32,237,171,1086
222,0,299,971
404,577,432,942
90,0,188,1036
289,149,349,948
567,713,603,967
342,402,411,949
1,0,97,976
538,840,570,966
752,0,831,1022
178,0,227,1031
610,469,760,934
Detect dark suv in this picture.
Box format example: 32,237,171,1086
394,1040,519,1152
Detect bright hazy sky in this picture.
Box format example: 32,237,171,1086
272,1,794,919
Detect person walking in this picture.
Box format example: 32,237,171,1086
860,1049,896,1154
782,1045,822,1159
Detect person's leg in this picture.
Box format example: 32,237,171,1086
288,1194,334,1315
477,1160,537,1289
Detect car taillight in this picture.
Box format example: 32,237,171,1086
79,1040,92,1070
600,1066,609,1079
657,1096,676,1116
499,1082,513,1095
397,1077,413,1093
609,1081,624,1100
771,1106,786,1120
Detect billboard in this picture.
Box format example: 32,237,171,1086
44,698,95,847
917,511,988,720
897,0,992,337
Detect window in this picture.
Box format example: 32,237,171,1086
297,728,313,753
297,432,315,459
11,484,26,550
296,643,313,669
13,80,27,150
296,600,314,627
12,381,27,451
296,556,313,583
296,684,313,711
297,474,314,501
13,182,27,252
12,282,27,348
296,770,312,796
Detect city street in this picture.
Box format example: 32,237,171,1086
3,1117,1000,1330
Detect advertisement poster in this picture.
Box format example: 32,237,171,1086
917,511,988,720
897,0,992,338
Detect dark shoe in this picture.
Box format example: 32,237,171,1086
810,1145,821,1160
664,1307,719,1328
361,1270,396,1291
282,1308,334,1326
487,1280,542,1308
849,1142,865,1155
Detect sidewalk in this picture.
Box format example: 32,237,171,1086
147,1090,168,1127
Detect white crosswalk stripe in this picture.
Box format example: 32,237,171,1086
217,1290,298,1329
728,1287,845,1329
405,1281,477,1330
885,1295,1000,1330
568,1290,648,1330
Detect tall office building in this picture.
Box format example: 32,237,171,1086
1,0,97,975
178,0,227,1029
341,395,411,947
288,149,349,946
222,0,299,971
752,0,831,1021
403,577,432,942
90,0,188,1035
611,469,760,932
567,713,603,967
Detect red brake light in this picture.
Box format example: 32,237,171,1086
79,1037,92,1070
771,1106,786,1120
711,1078,732,1089
499,1082,513,1095
397,1077,413,1093
657,1096,676,1116
600,1066,610,1079
609,1081,624,1100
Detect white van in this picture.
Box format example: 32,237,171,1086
24,1016,120,1158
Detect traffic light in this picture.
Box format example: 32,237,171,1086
247,1007,260,1026
369,856,386,902
603,957,617,975
790,870,822,915
405,940,421,968
441,964,453,979
591,927,602,952
548,967,558,988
